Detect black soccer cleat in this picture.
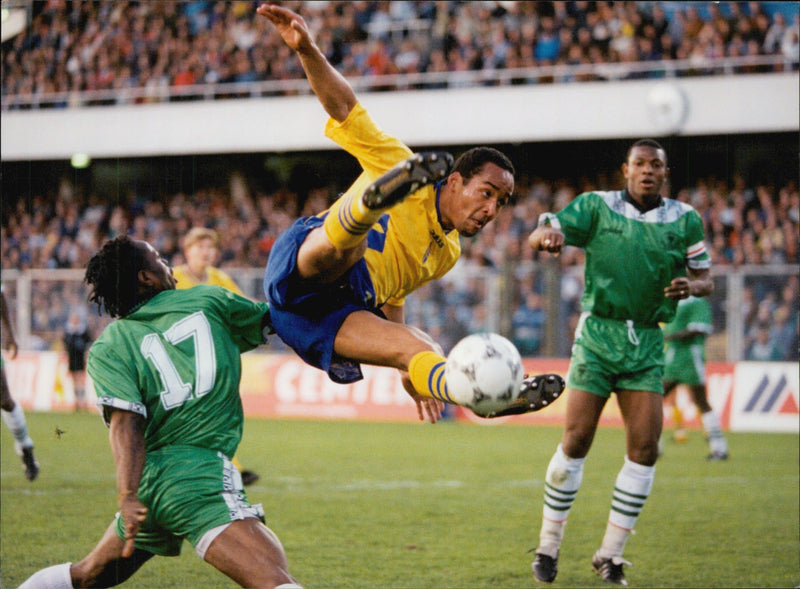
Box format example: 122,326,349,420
592,554,630,586
362,151,453,210
240,469,260,486
532,551,559,583
706,451,729,461
21,446,40,482
483,373,565,418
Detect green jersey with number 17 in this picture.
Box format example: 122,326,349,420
542,190,711,324
88,285,269,458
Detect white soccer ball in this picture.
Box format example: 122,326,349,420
445,333,524,416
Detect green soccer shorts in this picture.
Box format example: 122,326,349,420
663,344,705,386
567,313,665,398
113,446,264,556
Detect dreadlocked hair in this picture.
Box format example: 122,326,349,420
85,235,147,318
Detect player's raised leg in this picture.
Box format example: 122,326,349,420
363,151,453,209
323,151,453,250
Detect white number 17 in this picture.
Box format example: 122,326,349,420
140,312,217,410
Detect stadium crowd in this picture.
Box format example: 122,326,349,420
2,169,798,361
1,1,797,362
2,1,799,105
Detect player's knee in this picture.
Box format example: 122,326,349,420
404,325,443,355
628,443,659,466
561,433,592,459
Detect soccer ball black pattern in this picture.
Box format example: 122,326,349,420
445,333,523,416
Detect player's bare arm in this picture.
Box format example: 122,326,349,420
257,3,356,122
109,409,148,558
528,226,565,255
664,267,713,300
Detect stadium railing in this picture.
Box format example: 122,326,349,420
2,263,796,362
2,54,797,110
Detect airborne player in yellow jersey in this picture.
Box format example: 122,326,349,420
259,3,564,422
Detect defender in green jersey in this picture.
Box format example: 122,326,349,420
663,295,729,460
18,236,301,589
527,139,713,585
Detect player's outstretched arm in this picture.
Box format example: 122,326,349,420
256,3,356,122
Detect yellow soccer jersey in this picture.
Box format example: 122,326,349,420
173,265,244,295
324,103,461,307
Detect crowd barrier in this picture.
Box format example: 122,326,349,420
4,352,797,433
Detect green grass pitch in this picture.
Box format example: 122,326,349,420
2,411,798,588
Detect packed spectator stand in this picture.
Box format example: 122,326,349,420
3,167,797,361
2,1,798,107
1,1,798,363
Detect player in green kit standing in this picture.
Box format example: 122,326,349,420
663,295,729,460
527,139,713,585
18,236,301,589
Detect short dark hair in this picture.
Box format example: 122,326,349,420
451,147,515,182
627,138,667,163
85,235,148,318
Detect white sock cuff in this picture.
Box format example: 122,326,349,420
17,562,72,589
1,403,23,425
2,403,32,447
623,455,655,478
275,584,303,589
556,443,587,469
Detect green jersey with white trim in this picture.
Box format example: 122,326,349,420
663,295,713,350
543,190,710,324
88,285,269,458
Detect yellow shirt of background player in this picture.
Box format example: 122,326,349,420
324,103,461,308
173,265,244,296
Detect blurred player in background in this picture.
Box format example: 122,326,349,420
258,3,564,422
174,227,260,486
662,295,729,460
18,235,301,589
63,308,92,412
173,227,243,293
528,139,713,585
1,285,39,481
